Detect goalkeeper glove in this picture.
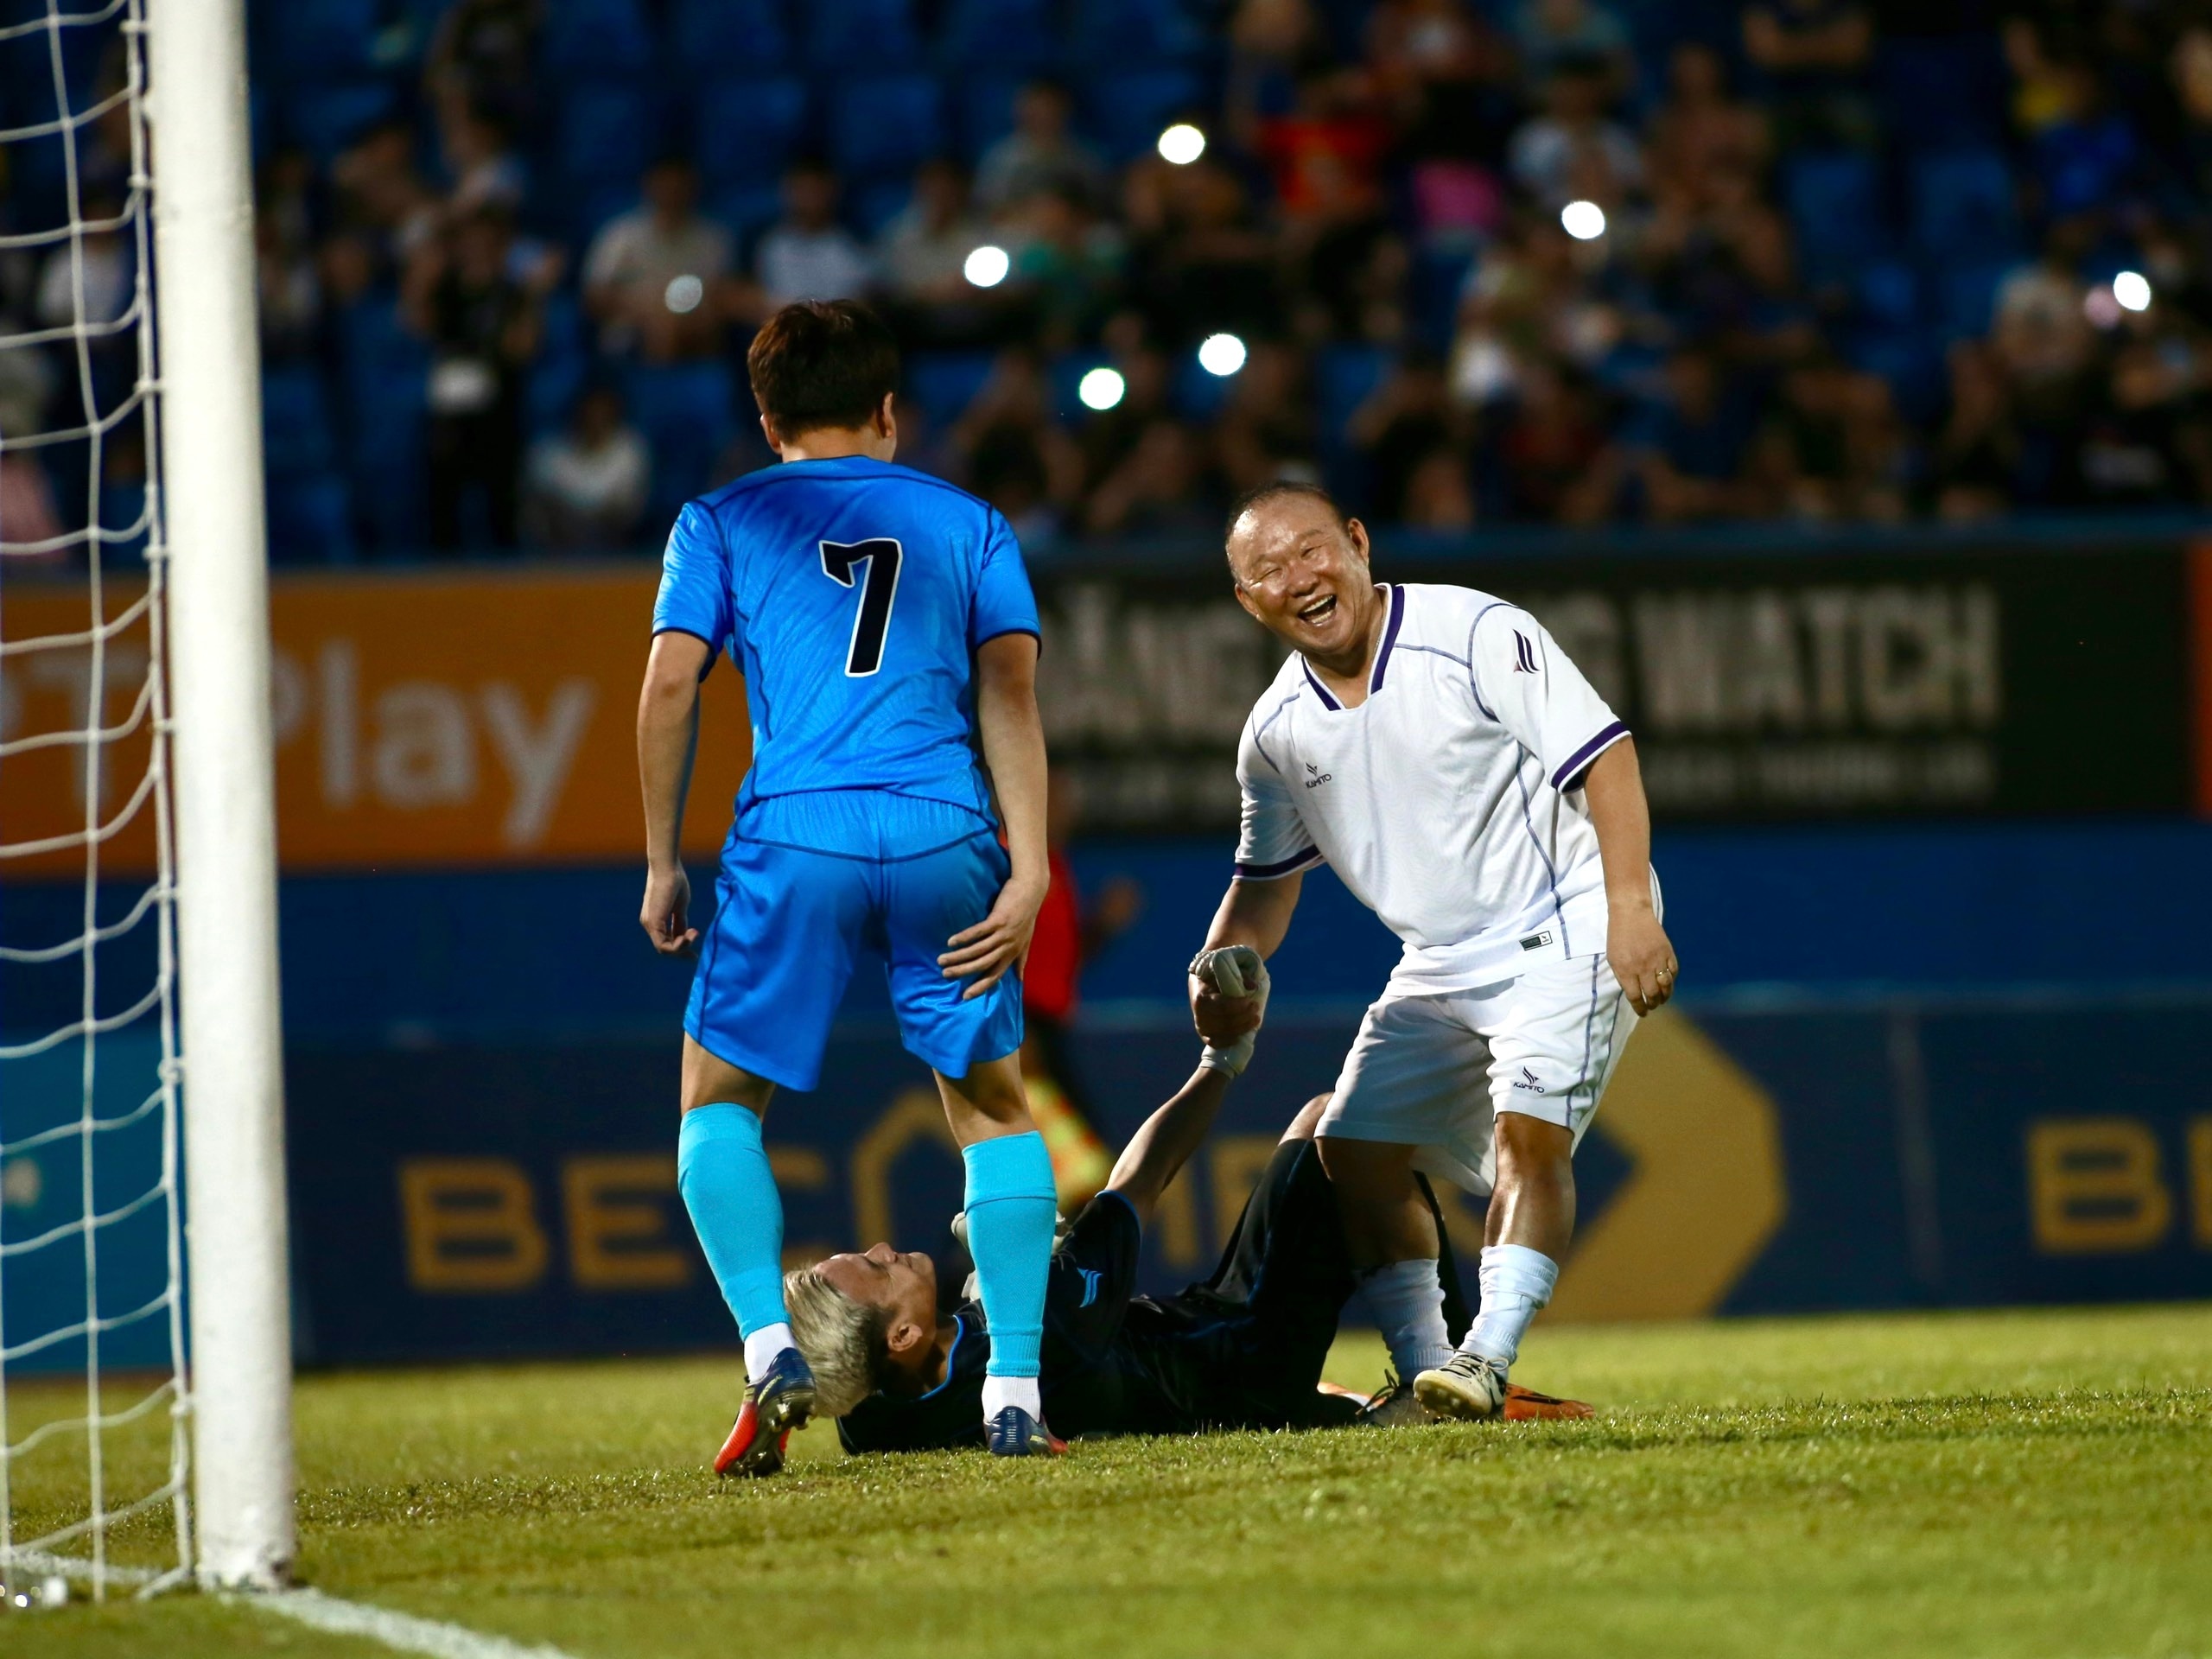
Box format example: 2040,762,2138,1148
1188,944,1270,1078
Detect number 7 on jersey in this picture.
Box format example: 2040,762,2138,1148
819,538,904,677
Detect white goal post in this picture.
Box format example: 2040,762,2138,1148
146,0,295,1591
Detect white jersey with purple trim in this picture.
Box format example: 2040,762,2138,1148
1234,582,1637,995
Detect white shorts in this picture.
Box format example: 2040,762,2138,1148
1317,953,1637,1198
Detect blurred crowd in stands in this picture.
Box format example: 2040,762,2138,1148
5,0,2212,562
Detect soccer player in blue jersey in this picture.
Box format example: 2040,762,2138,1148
636,300,1059,1473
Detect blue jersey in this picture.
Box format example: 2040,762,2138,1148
652,457,1039,825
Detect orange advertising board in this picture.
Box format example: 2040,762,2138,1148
1,567,749,875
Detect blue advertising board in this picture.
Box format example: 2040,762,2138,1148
281,993,2212,1367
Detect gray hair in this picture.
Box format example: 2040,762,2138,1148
782,1266,889,1418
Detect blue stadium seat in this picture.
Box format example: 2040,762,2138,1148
1068,0,1203,65
262,367,337,480
526,293,590,439
281,80,400,163
1931,260,2013,341
556,83,655,191
1783,150,1887,277
1317,345,1390,454
1854,260,1922,332
938,0,1061,72
1083,67,1205,164
336,297,429,549
1878,36,2006,154
624,361,737,528
268,474,358,565
956,74,1026,166
1910,149,2021,264
668,0,789,75
264,0,385,77
804,0,922,71
539,0,654,79
830,74,945,183
696,78,810,189
1847,332,1945,426
851,179,914,238
905,351,996,426
707,181,788,245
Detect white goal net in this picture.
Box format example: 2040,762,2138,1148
0,0,191,1603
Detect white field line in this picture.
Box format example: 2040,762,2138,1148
245,1587,580,1659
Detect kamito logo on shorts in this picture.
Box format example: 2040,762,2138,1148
1511,1066,1548,1095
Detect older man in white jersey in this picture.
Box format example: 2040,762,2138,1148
1188,481,1677,1421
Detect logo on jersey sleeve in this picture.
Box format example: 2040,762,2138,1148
1076,1267,1103,1308
1513,631,1540,674
1304,762,1333,790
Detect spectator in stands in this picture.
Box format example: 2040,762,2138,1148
1256,70,1400,340
874,159,993,343
1401,448,1478,528
524,383,650,550
1646,44,1770,201
1076,317,1176,494
976,82,1109,216
35,188,132,330
1215,341,1321,495
1367,0,1519,167
437,99,527,219
1083,418,1219,536
404,206,545,551
1752,353,1903,520
330,121,443,280
0,451,65,564
582,157,733,362
1740,0,1877,150
425,0,539,130
1494,359,1620,522
1006,184,1126,349
1225,0,1338,143
257,212,323,364
1350,348,1464,521
749,161,873,313
951,348,1082,538
1510,56,1645,215
1514,0,1634,101
1630,346,1761,521
2026,62,2144,223
2170,27,2212,204
1993,221,2094,404
1122,155,1284,346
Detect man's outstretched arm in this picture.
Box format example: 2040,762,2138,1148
1103,1066,1232,1228
637,630,714,955
1191,873,1301,1044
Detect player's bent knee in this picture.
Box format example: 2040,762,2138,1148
1314,1133,1418,1193
936,1051,1033,1135
1282,1093,1333,1143
680,1036,777,1116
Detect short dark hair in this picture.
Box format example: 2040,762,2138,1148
747,300,899,439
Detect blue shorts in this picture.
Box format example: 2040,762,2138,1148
684,793,1025,1091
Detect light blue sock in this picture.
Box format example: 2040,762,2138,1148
961,1131,1057,1381
677,1104,788,1339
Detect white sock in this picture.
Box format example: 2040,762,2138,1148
1359,1259,1455,1378
981,1374,1042,1421
743,1321,796,1382
1461,1244,1558,1372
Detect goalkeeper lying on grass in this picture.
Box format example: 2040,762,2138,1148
781,949,1587,1454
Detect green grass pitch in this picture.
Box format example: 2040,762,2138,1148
8,1303,2210,1658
